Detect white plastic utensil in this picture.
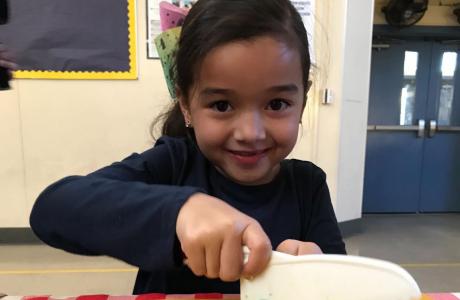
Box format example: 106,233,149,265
240,247,422,300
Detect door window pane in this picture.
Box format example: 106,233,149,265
400,51,418,125
438,52,457,126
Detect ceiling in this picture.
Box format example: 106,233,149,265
375,0,459,5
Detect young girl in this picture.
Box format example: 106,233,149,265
30,0,346,295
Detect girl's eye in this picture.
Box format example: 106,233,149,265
267,99,290,111
211,101,232,112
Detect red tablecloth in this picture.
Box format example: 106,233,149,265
21,295,239,300
14,293,460,300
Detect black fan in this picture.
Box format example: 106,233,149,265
382,0,428,28
454,6,460,24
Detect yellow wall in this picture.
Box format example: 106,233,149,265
313,0,374,222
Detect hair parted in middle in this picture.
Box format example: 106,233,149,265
153,0,311,139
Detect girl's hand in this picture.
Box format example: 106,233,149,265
176,192,272,281
0,44,18,80
276,239,323,255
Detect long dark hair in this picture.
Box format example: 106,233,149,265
152,0,311,139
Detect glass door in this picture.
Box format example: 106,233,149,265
364,40,460,213
363,41,432,213
420,43,460,212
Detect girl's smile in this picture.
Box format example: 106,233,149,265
180,36,305,185
227,148,270,167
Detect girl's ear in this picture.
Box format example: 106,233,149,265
306,80,313,93
299,81,313,123
176,86,186,115
176,86,194,128
177,93,192,127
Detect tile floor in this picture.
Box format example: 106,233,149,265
0,214,459,296
346,214,460,293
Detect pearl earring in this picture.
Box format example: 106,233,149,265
185,120,192,128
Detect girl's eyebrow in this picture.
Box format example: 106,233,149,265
267,84,299,93
200,87,232,96
200,84,299,96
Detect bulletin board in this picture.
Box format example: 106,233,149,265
145,0,315,60
0,0,137,80
146,0,196,59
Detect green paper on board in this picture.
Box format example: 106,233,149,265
155,27,181,99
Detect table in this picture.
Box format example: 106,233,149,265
2,294,460,300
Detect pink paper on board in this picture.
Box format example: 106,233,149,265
159,1,189,31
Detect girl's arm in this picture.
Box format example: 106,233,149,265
0,44,18,74
30,139,273,280
29,141,202,272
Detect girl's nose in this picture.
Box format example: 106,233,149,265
233,111,266,142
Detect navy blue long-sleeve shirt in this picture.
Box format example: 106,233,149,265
30,136,346,294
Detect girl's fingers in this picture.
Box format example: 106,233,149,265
183,245,206,276
204,240,221,279
0,59,17,69
176,194,272,281
219,226,244,281
241,222,272,278
276,240,323,255
1,61,18,70
276,239,300,255
0,45,18,71
298,242,323,255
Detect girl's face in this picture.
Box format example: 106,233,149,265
180,36,305,185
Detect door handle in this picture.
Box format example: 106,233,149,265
367,120,426,138
428,120,437,138
436,126,460,132
418,119,426,138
